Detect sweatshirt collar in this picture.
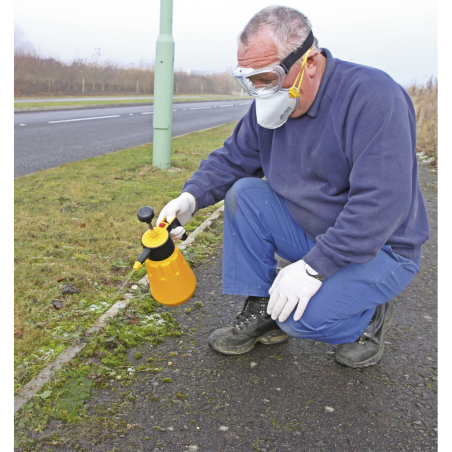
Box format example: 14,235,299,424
306,48,335,118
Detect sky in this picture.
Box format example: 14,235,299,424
14,0,438,86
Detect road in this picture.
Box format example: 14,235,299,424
14,100,253,177
13,95,204,103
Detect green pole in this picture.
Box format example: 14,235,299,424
153,0,175,169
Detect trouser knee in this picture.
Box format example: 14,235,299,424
224,177,270,218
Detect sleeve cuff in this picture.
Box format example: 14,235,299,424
182,184,206,212
303,245,344,278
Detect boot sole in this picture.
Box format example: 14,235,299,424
209,331,289,356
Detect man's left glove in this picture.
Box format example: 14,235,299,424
267,260,323,322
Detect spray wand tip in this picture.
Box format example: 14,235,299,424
133,261,142,271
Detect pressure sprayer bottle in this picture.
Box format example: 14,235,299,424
132,206,196,306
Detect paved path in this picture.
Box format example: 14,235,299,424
22,163,438,452
14,100,252,177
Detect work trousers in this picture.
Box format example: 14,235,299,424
222,178,420,344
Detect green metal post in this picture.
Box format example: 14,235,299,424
153,0,175,169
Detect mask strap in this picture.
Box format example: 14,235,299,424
288,49,312,99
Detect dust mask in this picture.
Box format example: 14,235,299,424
255,49,311,129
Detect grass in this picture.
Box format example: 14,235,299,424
406,78,438,165
14,94,248,109
14,121,236,394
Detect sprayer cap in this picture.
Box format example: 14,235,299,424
142,227,169,248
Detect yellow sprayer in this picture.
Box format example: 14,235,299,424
133,206,196,306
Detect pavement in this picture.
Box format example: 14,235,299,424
14,101,252,177
21,162,438,452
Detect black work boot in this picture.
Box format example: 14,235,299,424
208,296,289,355
335,300,395,368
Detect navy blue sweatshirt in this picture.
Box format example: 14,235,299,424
182,48,430,277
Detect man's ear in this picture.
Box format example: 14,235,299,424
306,50,320,77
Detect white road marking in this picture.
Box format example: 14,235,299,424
19,124,26,126
189,107,211,110
129,114,133,115
142,112,153,114
219,105,233,107
239,103,250,105
48,115,120,123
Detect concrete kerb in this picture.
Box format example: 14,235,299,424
14,203,225,414
14,295,133,414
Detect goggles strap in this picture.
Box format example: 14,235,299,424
288,49,312,98
280,30,315,74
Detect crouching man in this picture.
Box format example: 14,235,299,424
157,6,429,368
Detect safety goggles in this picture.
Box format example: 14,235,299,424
230,30,315,99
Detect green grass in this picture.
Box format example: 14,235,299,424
14,94,248,109
14,121,236,394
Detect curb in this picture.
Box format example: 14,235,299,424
14,203,225,413
14,295,133,413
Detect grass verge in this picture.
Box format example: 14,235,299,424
14,95,248,109
406,78,438,166
14,121,236,395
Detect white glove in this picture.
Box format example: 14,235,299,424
157,192,196,240
267,260,322,323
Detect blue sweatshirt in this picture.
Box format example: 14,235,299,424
182,48,430,278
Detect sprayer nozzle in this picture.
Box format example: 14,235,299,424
133,261,143,271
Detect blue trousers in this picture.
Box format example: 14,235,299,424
222,178,420,345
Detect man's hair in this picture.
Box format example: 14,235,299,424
238,6,319,61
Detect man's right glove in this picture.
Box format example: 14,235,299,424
157,192,196,240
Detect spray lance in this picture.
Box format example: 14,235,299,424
132,206,196,306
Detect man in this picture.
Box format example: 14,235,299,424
157,6,429,368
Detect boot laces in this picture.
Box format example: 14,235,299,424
233,297,269,329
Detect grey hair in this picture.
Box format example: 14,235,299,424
239,6,319,61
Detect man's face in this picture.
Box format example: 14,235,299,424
238,32,300,89
237,31,321,117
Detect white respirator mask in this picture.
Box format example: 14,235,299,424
230,30,315,129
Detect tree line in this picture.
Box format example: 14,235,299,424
14,49,236,97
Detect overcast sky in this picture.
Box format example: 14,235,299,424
14,0,437,86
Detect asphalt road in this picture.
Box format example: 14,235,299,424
14,100,253,177
14,96,203,103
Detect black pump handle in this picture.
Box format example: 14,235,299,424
137,206,155,229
